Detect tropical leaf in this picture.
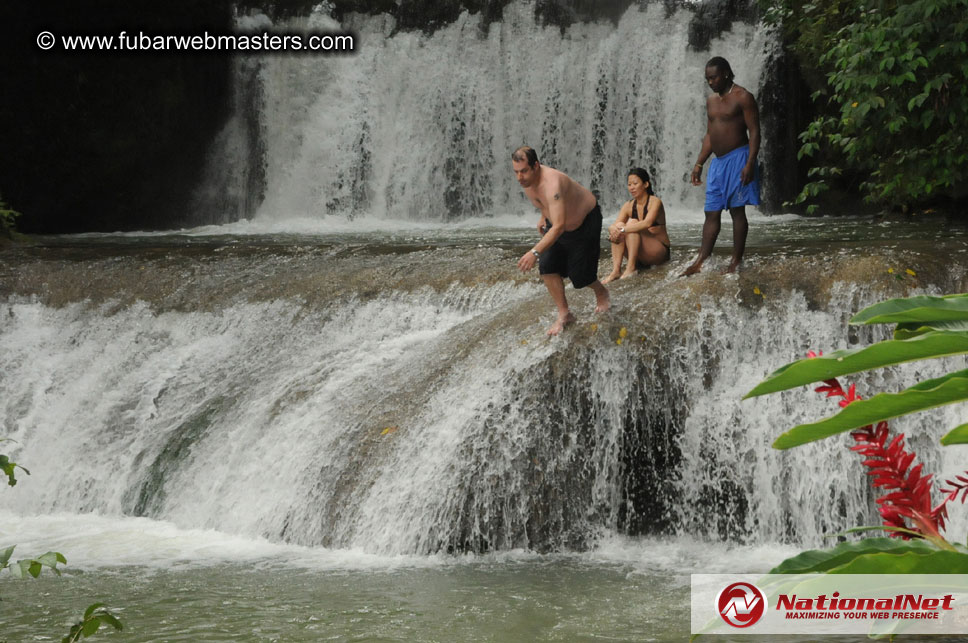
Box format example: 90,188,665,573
895,319,968,340
827,550,968,574
941,423,968,445
745,331,968,398
839,525,929,539
769,537,935,574
773,368,968,449
851,293,968,325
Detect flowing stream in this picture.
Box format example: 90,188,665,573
3,217,968,640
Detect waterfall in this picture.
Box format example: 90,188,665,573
3,244,965,554
191,1,777,225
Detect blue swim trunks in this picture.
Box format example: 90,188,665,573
704,144,761,211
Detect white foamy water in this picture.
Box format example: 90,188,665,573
0,510,801,575
3,242,965,556
194,1,777,224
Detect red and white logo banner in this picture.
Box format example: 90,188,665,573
692,574,968,635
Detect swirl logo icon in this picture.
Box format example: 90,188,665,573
717,582,766,628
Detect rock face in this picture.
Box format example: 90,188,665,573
0,1,236,233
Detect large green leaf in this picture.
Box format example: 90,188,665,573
36,551,66,569
895,319,968,340
828,550,968,574
773,368,968,449
941,423,968,445
81,618,102,637
769,538,936,574
851,293,968,325
745,330,968,398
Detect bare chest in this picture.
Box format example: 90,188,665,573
707,98,742,122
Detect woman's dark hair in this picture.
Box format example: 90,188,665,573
628,168,655,195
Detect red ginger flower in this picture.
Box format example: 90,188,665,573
804,351,967,544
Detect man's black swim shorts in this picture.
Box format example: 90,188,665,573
538,204,602,289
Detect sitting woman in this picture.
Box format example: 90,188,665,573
602,168,671,283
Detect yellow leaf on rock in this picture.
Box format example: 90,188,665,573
619,327,628,338
905,268,916,276
381,426,398,436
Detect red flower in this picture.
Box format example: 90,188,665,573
803,351,967,543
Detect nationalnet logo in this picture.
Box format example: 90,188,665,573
692,574,968,635
717,582,766,627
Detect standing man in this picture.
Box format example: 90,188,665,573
682,56,761,276
512,146,610,335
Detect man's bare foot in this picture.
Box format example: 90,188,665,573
681,262,702,277
722,261,741,274
594,288,611,313
547,312,576,336
620,270,637,280
601,271,621,285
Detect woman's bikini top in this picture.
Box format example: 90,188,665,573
630,194,664,227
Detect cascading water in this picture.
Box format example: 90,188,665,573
191,1,776,224
3,240,967,555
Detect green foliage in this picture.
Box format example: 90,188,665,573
771,537,968,574
747,293,968,448
941,424,968,445
774,368,968,448
751,292,968,578
762,0,968,208
62,603,124,643
2,441,124,641
829,549,968,573
746,333,968,398
0,439,30,486
770,537,942,573
0,454,30,486
0,545,67,580
851,293,968,324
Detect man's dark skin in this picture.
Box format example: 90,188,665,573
682,62,761,276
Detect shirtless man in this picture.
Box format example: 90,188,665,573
512,146,610,335
682,56,761,276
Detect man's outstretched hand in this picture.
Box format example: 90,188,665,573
518,252,537,272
